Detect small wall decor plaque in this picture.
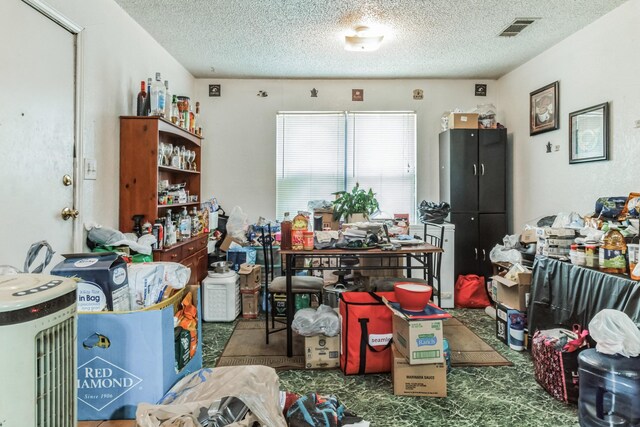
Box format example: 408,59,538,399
209,84,221,97
475,84,487,96
413,89,424,100
311,88,318,97
352,89,364,101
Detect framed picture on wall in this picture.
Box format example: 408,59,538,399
530,81,559,135
569,102,609,164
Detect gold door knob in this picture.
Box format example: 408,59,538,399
61,207,80,220
62,174,73,186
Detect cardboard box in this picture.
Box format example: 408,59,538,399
238,263,262,290
51,252,131,312
520,229,538,244
491,272,532,312
313,208,339,231
448,112,479,129
305,334,340,369
219,235,244,252
241,289,260,319
76,286,203,420
391,314,444,365
392,345,447,397
495,303,527,351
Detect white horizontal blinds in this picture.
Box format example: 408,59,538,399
346,112,417,223
276,112,346,218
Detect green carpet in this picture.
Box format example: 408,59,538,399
202,309,579,427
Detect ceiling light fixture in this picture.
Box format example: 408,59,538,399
344,26,384,52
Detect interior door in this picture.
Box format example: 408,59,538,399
0,1,76,271
478,129,507,212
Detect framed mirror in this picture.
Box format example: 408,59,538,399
569,102,609,164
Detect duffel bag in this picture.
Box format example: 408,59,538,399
339,291,396,375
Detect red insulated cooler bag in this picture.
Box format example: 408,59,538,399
454,274,491,308
339,291,396,375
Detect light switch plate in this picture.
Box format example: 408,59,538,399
84,158,97,180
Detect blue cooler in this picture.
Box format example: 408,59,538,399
578,349,640,426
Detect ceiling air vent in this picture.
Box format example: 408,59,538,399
499,18,538,37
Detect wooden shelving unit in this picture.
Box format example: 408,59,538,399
119,116,208,285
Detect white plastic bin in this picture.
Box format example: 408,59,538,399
202,271,240,322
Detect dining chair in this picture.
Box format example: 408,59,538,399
368,222,445,306
259,224,324,344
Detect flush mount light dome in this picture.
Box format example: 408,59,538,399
344,26,384,52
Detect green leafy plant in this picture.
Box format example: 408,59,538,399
332,183,379,221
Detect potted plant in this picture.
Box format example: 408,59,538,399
332,183,379,222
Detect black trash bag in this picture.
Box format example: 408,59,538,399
418,201,451,224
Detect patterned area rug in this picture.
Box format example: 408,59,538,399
216,317,511,369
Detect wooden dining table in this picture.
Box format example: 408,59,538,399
279,243,443,357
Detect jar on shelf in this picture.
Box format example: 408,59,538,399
303,231,314,251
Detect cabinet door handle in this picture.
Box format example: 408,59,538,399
171,253,178,259
482,249,486,261
473,164,477,176
481,163,485,175
474,248,478,260
187,246,194,251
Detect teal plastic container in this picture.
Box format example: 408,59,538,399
443,338,451,373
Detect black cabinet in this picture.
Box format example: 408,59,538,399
440,129,508,279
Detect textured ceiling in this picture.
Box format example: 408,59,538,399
113,0,627,79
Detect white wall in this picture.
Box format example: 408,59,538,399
497,0,640,231
43,0,196,230
196,79,497,222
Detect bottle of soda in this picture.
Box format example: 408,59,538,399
280,212,292,250
599,226,627,274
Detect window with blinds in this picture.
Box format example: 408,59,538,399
276,111,417,222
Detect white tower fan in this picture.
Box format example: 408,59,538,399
0,274,78,427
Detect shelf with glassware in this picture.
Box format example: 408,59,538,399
119,116,208,284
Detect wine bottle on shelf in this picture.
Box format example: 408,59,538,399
143,77,152,116
195,101,201,135
136,80,147,116
150,72,166,116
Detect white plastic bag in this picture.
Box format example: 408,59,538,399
489,244,523,265
136,366,286,427
292,305,341,337
226,206,249,243
589,309,640,357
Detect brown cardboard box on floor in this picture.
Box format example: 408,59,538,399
392,345,447,397
305,334,340,369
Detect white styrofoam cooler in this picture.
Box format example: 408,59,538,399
202,271,240,321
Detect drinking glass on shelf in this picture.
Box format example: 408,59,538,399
179,146,187,169
190,150,197,171
171,146,181,168
164,143,173,166
158,142,165,166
